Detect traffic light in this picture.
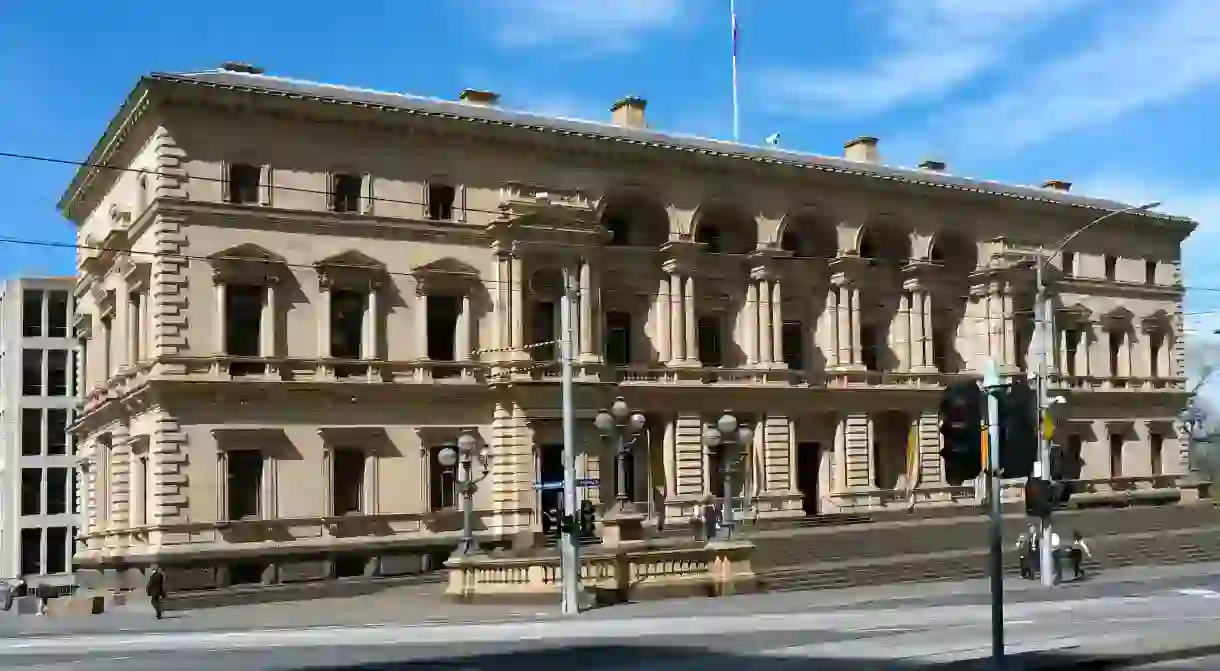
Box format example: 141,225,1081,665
939,380,983,485
997,378,1038,478
1025,477,1052,517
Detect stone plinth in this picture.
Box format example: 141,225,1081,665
600,511,647,548
444,539,759,605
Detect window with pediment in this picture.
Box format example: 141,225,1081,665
226,163,262,205
412,258,479,374
316,251,385,372
331,173,363,214
427,182,456,221
210,244,284,376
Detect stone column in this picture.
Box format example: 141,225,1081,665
490,252,505,358
138,291,149,363
771,280,784,368
821,286,840,368
669,274,685,364
744,282,758,366
457,293,472,360
510,255,525,352
578,258,600,363
915,290,932,370
413,292,428,359
261,281,276,357
215,280,227,354
662,416,677,500
759,279,773,367
656,276,672,363
894,290,912,371
127,294,140,364
318,283,332,358
683,275,698,365
364,283,378,359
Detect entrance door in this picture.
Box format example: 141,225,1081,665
796,442,821,516
537,444,564,534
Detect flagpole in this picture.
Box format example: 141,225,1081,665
731,0,740,142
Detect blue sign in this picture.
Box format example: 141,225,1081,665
533,479,601,491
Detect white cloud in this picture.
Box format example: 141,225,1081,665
486,0,686,55
756,0,1085,116
934,0,1220,155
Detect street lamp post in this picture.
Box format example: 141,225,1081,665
436,431,489,558
702,413,754,541
1033,200,1160,587
595,397,647,546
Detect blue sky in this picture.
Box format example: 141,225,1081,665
2,0,1219,336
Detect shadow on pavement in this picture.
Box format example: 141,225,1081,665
288,643,1220,670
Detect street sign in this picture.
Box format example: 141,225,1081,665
533,479,600,491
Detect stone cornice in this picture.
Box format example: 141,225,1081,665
60,72,1198,237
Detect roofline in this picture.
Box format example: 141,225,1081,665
59,70,1199,233
58,79,153,217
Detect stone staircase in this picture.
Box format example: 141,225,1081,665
754,504,1220,592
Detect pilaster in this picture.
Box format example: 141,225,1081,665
108,423,132,530
150,412,189,525
489,402,532,532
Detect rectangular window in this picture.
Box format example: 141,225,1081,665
227,163,262,205
101,315,113,379
224,284,264,357
1150,433,1163,476
1149,332,1163,378
20,528,41,576
1145,260,1157,285
46,408,67,456
47,349,68,396
1061,252,1075,276
1104,255,1117,281
427,183,456,221
530,301,556,361
332,448,365,516
22,349,43,395
425,295,460,362
47,291,68,338
861,327,882,372
22,467,42,515
428,446,457,511
22,290,43,337
21,408,42,456
604,311,632,366
71,470,79,515
226,450,263,521
332,173,362,213
1109,434,1124,478
1064,329,1081,376
697,315,723,367
46,467,68,515
46,527,68,574
330,289,366,359
1109,332,1123,377
781,321,804,371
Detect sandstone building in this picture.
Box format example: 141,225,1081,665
61,63,1194,586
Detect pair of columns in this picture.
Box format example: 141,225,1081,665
654,272,697,366
413,291,474,361
819,279,936,372
492,252,600,361
316,279,378,359
743,275,784,368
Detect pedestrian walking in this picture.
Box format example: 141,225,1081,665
146,565,166,620
1016,531,1034,579
1049,530,1064,584
1069,531,1092,580
0,580,12,612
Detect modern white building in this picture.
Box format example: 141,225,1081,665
0,278,78,587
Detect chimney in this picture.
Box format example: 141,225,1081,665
220,61,265,75
459,89,501,106
610,96,648,129
918,159,946,172
844,136,880,163
1042,179,1073,192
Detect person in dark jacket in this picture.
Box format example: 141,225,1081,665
146,565,166,620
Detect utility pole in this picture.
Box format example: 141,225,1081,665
983,359,1006,664
559,265,581,615
1034,248,1055,587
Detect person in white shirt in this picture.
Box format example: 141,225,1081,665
1069,531,1092,580
1049,531,1065,583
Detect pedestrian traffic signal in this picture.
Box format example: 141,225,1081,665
1025,477,1052,517
939,380,983,484
997,378,1038,478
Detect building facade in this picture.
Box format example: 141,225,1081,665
60,64,1194,585
0,278,79,587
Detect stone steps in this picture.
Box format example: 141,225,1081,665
759,528,1220,592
